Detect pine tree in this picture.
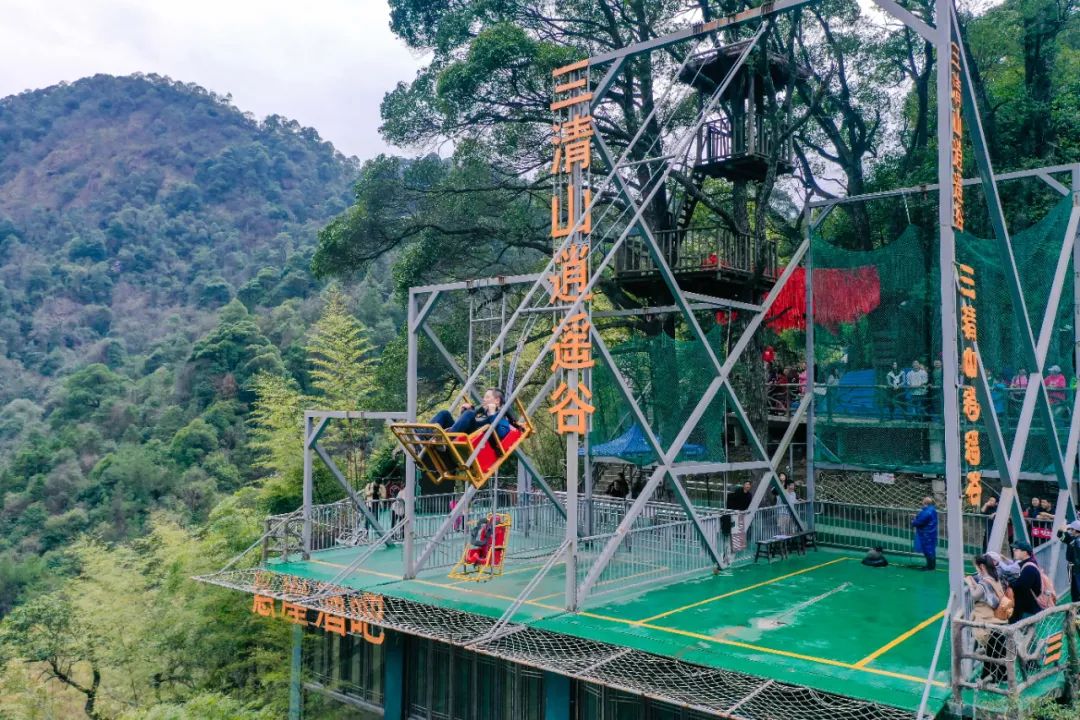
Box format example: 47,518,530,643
305,288,377,409
248,372,306,478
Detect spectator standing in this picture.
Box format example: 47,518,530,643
964,554,1010,683
907,361,929,418
1046,365,1067,412
931,358,943,417
1031,499,1055,547
886,362,905,419
727,481,753,512
912,497,939,570
980,496,998,549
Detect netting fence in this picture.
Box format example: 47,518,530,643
808,193,1076,478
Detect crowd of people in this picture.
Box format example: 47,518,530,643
764,356,1076,421
901,494,1080,684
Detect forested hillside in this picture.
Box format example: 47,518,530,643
0,75,410,717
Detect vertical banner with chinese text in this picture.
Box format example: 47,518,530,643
951,43,982,507
549,60,594,435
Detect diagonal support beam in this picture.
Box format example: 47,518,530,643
312,442,388,536
591,330,724,568
872,0,938,44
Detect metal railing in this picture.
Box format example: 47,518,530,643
412,489,568,572
576,515,723,605
698,116,792,166
614,225,778,279
767,380,1075,427
953,602,1080,700
813,501,987,558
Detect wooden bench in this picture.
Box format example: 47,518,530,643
786,530,818,555
755,531,817,562
754,536,789,562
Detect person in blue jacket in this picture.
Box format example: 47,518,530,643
912,496,939,570
430,388,515,439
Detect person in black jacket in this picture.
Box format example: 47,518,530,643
727,481,753,512
1007,541,1042,622
1057,520,1080,602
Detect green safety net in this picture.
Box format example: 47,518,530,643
590,325,729,466
811,194,1076,476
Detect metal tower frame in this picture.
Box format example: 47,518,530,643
395,0,1080,629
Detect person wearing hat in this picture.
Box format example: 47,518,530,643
1057,520,1080,601
1007,541,1042,622
1046,364,1067,410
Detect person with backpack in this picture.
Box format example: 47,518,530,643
1007,541,1046,622
1057,520,1080,601
964,554,1011,683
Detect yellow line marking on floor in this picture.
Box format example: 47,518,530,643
532,565,670,602
577,609,947,688
298,555,946,688
635,557,850,624
854,609,947,668
308,559,402,581
447,561,547,586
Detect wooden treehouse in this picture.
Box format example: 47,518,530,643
613,41,805,299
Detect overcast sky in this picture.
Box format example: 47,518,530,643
0,0,428,160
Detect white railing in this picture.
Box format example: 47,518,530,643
576,515,722,606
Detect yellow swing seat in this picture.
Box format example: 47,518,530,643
390,400,533,489
447,513,512,582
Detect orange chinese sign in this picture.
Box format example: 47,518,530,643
957,261,982,507
251,591,385,646
950,43,964,231
549,59,594,436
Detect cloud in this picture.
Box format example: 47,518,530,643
0,0,427,159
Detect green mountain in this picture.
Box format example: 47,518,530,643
0,73,360,404
0,74,414,608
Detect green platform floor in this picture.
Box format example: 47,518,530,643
268,545,953,714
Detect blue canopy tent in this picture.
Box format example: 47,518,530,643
582,424,705,465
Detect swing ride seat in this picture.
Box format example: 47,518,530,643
390,401,534,489
448,513,513,582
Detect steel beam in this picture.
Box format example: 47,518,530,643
311,443,388,536
410,273,543,295
872,0,938,44
934,1,966,645
405,291,419,578
304,410,406,421
585,0,816,67
412,290,441,333
808,164,1080,208
302,415,313,559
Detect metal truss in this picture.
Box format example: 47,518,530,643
301,410,406,558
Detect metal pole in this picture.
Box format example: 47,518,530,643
1073,165,1080,510
302,415,313,560
289,624,303,720
934,2,966,627
917,593,952,718
804,207,817,510
404,291,419,578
